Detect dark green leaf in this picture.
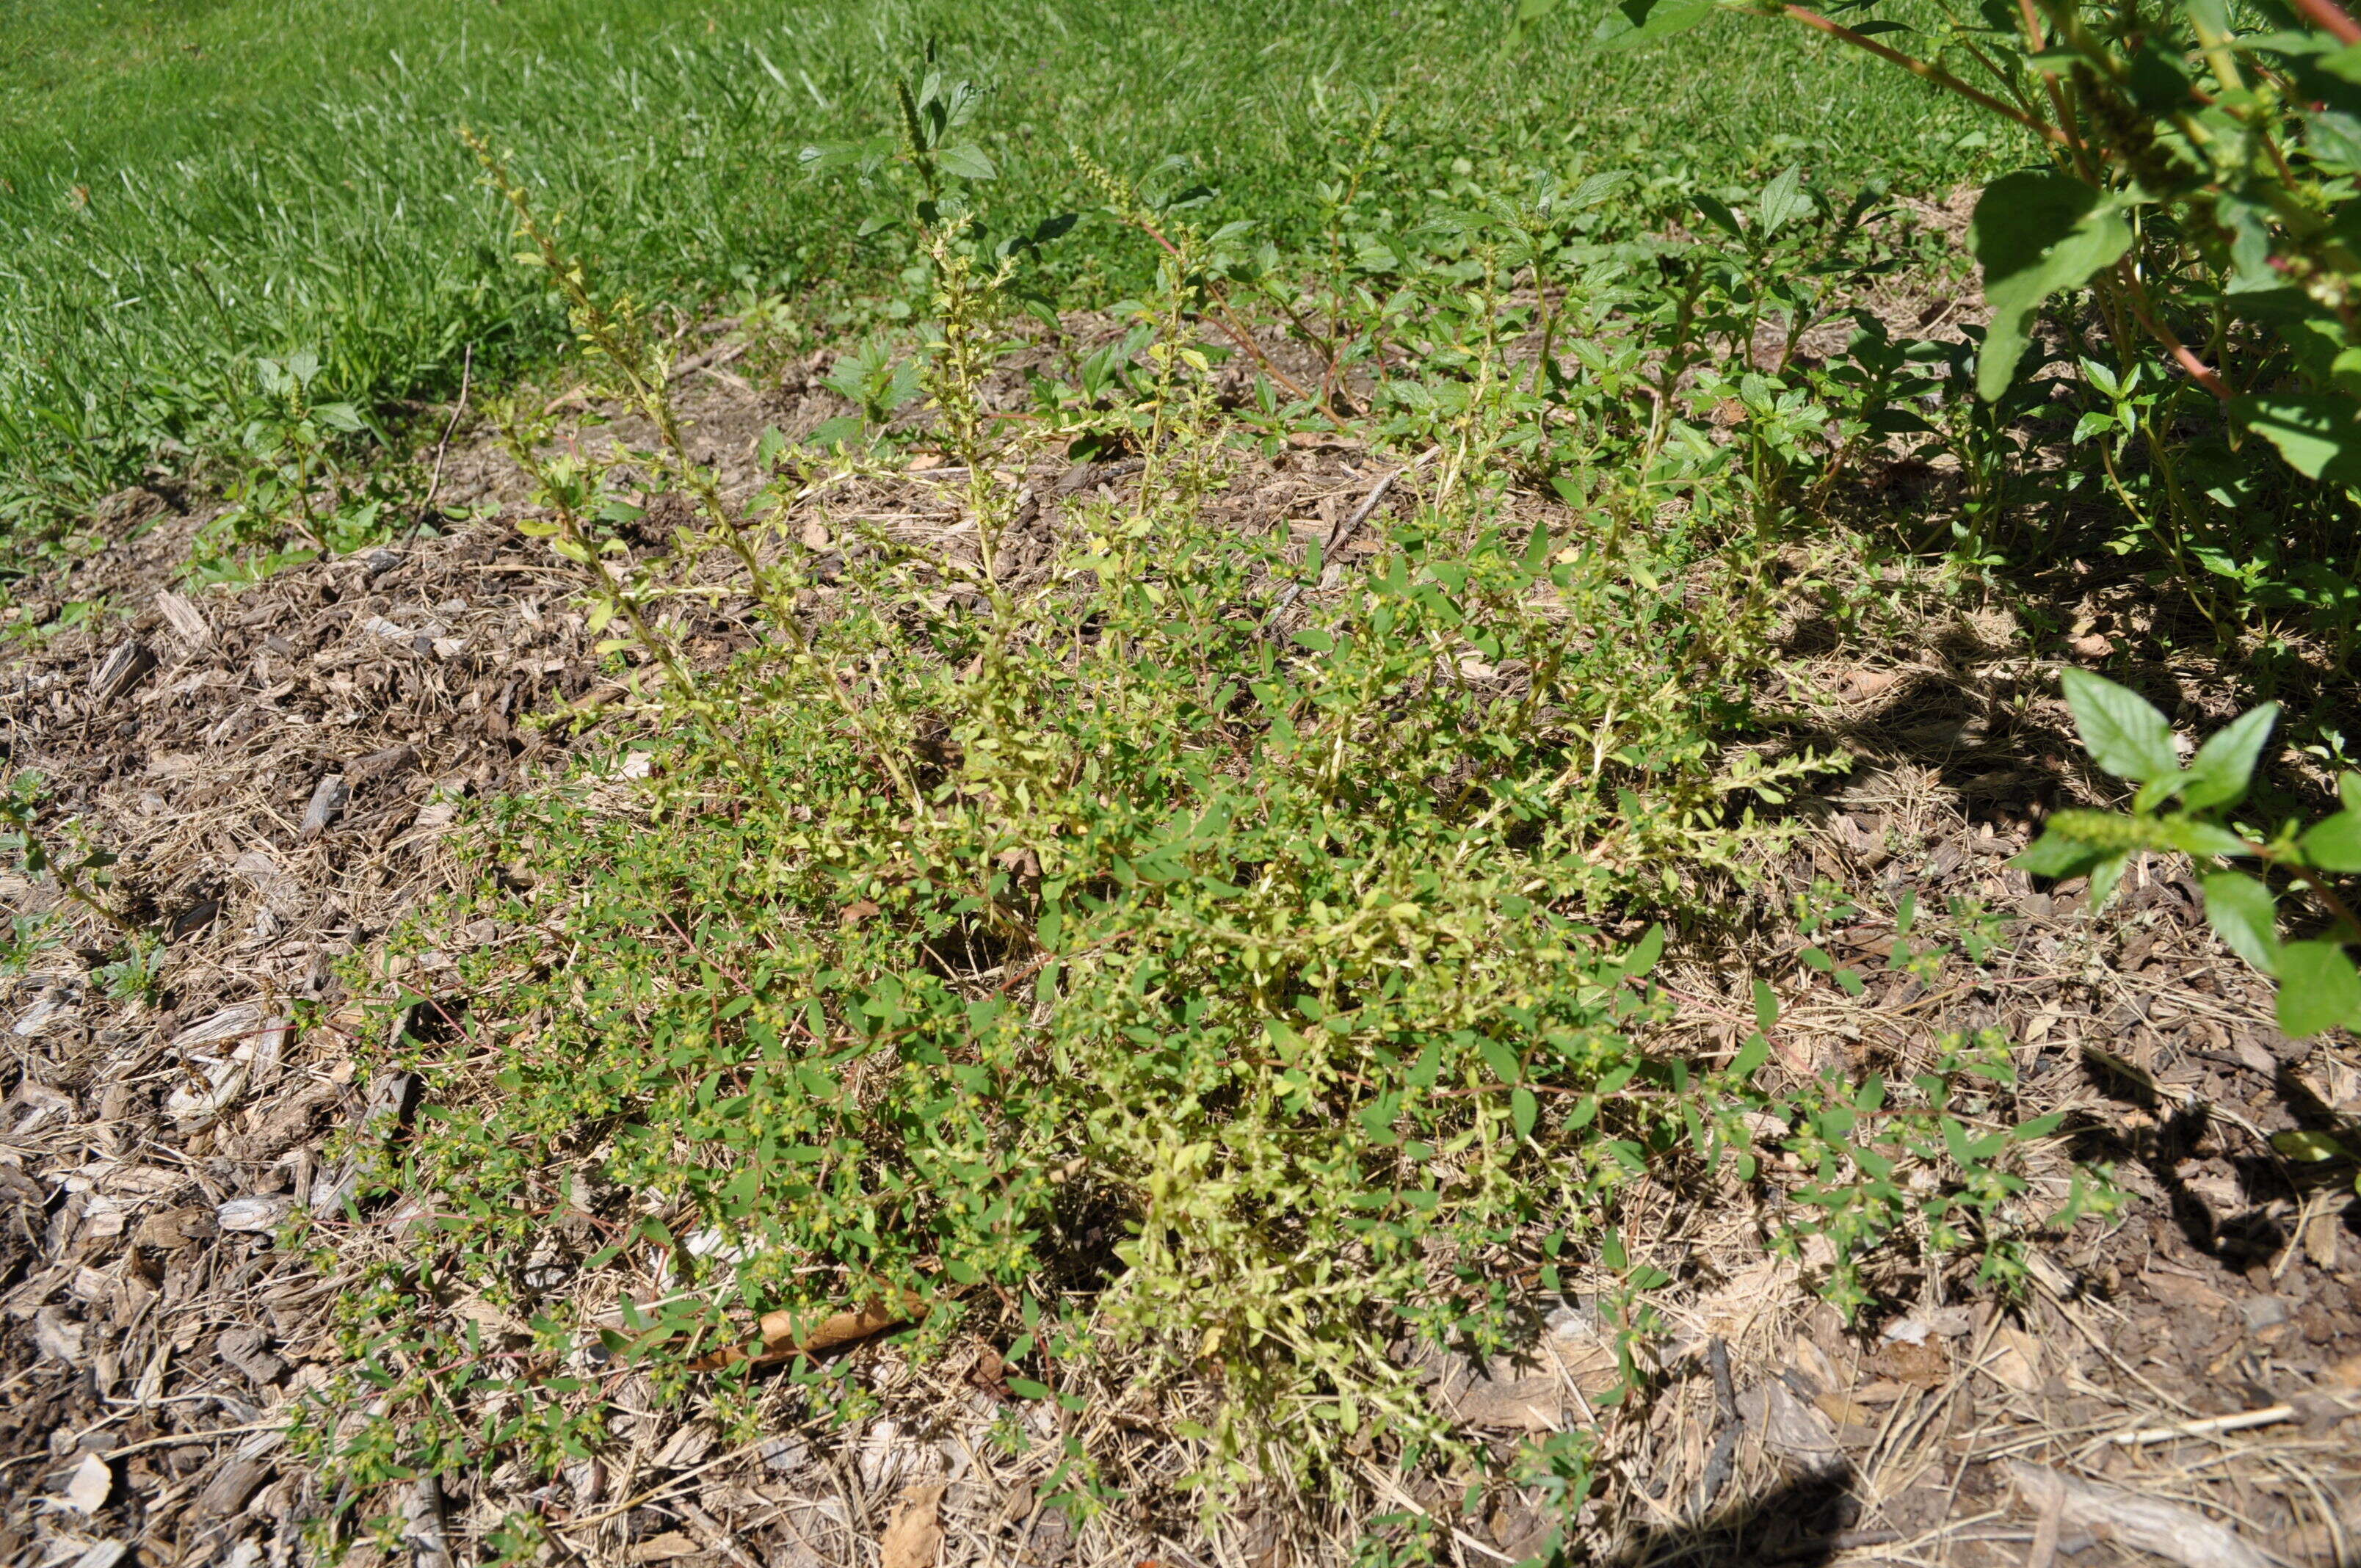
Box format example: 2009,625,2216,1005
2010,828,2109,879
1595,0,1717,51
2087,850,2130,911
2201,871,2280,975
2300,810,2361,873
2060,669,2178,783
1969,172,2133,401
1622,923,1665,979
1757,165,1810,236
935,142,998,181
2230,394,2361,484
2277,940,2361,1037
2158,818,2248,858
2181,703,2277,810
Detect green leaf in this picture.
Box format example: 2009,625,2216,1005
1752,979,1777,1033
935,142,998,181
2299,810,2361,873
1757,165,1810,236
2087,850,2130,911
2271,1129,2352,1163
2201,871,2280,976
1622,923,1665,979
2059,669,2179,783
1969,171,2133,401
1480,1037,1523,1085
1512,1087,1539,1140
1691,192,1744,240
2277,940,2361,1037
2010,827,2109,879
2181,703,2277,810
804,415,865,451
2229,394,2361,484
2158,818,2248,858
1595,0,1717,51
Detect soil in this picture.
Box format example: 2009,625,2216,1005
2,324,2357,1568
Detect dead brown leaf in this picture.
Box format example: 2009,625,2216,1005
2145,1271,2230,1313
689,1291,925,1371
2006,1461,2271,1568
968,1343,1015,1401
1877,1335,1949,1389
880,1482,946,1568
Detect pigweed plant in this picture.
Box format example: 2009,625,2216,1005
306,65,2105,1550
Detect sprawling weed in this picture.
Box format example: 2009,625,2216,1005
294,73,2103,1549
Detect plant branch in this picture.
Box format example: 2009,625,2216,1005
1782,6,2070,147
2293,0,2361,46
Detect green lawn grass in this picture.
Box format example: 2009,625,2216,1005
0,0,1998,529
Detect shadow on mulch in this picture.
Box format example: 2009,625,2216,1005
1609,1469,1865,1568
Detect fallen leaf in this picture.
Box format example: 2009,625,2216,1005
2304,1209,2341,1271
34,1306,86,1367
133,1205,218,1250
1882,1306,1973,1345
628,1532,702,1564
1879,1335,1949,1389
2007,1461,2270,1568
880,1482,946,1568
65,1450,112,1514
2144,1271,2230,1313
1811,1390,1885,1427
690,1291,925,1371
217,1195,294,1233
1981,1325,2043,1394
1738,1378,1840,1461
1837,669,1902,700
969,1344,1016,1401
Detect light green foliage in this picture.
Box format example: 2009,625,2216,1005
2018,670,2361,1045
0,770,134,938
189,349,410,578
0,912,59,979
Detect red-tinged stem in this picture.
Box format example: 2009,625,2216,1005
1783,5,2071,146
2294,0,2361,46
2113,264,2234,402
1131,216,1316,403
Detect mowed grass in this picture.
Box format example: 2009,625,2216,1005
0,0,1998,529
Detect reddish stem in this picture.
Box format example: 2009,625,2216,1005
2293,0,2361,46
1131,217,1316,402
1783,6,2070,147
2113,265,2233,403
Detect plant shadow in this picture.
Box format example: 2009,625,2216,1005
1606,1468,1871,1568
